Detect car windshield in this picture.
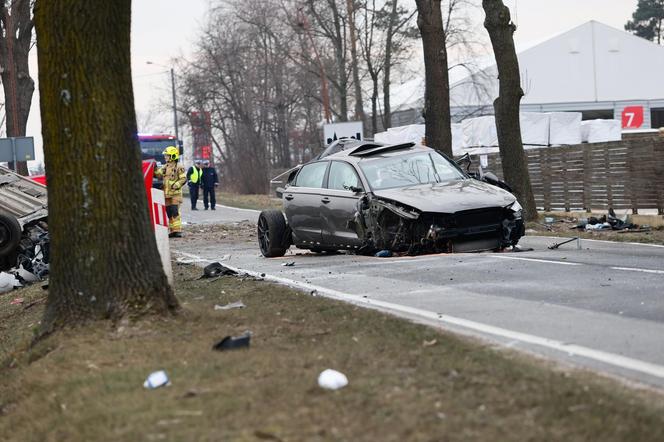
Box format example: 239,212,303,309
360,152,466,191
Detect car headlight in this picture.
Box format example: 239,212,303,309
508,200,523,219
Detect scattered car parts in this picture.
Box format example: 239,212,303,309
0,166,49,280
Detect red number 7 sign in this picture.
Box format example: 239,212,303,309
622,106,644,129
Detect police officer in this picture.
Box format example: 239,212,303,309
154,146,187,238
186,160,203,210
201,160,219,210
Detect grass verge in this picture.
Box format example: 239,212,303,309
217,192,282,211
1,263,664,441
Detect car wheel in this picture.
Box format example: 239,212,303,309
0,212,22,259
257,210,290,257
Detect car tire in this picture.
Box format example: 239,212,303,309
0,212,22,259
257,210,290,257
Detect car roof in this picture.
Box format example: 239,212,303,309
324,141,434,163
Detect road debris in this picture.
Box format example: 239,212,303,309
374,250,392,258
0,272,22,293
423,339,438,347
202,262,237,278
212,331,252,351
143,370,171,389
281,261,295,267
10,297,24,305
548,237,581,250
214,301,246,311
317,369,349,390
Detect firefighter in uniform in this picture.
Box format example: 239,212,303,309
154,146,187,238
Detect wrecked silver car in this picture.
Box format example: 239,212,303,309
258,141,524,257
0,166,49,279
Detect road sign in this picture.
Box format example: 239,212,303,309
0,137,35,165
621,106,644,129
323,122,363,146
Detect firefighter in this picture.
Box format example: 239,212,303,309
154,146,187,238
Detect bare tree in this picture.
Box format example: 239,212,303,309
379,0,416,130
358,0,384,134
35,0,178,331
415,0,453,156
0,0,35,175
346,0,366,126
482,0,536,220
306,0,351,121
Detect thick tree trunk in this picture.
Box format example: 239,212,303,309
0,0,35,176
482,0,537,220
35,0,178,331
415,0,453,157
346,0,366,128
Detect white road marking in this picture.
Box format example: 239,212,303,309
528,235,664,249
490,255,583,266
611,266,664,275
177,251,664,381
216,204,261,214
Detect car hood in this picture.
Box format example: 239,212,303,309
372,179,516,213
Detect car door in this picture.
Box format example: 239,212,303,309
320,161,364,247
283,161,329,245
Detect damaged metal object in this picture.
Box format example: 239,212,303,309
0,165,49,279
260,141,525,257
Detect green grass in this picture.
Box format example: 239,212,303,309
1,263,663,441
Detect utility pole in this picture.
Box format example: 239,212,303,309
170,68,179,142
146,61,179,141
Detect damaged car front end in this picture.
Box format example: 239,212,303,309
350,193,524,255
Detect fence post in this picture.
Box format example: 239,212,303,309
582,146,591,212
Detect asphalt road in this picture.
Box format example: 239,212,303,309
178,203,664,389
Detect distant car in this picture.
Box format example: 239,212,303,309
257,141,525,257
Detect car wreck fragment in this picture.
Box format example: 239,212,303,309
259,140,525,258
349,192,524,255
0,166,49,281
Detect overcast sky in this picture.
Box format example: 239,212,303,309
22,0,639,165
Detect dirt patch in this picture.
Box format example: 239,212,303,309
1,263,664,440
179,221,257,246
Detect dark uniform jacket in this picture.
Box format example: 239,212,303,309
201,167,219,188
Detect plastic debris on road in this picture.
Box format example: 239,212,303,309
144,370,171,389
0,272,22,294
374,250,392,258
214,301,246,311
213,331,252,351
10,297,24,305
317,369,349,390
281,261,295,267
203,262,237,278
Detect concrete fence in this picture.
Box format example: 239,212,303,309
483,134,664,214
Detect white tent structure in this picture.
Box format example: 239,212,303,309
386,21,664,130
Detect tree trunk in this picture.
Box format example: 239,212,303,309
346,0,365,128
0,0,35,176
415,0,453,157
330,0,349,121
482,0,537,221
382,0,399,131
35,0,179,331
